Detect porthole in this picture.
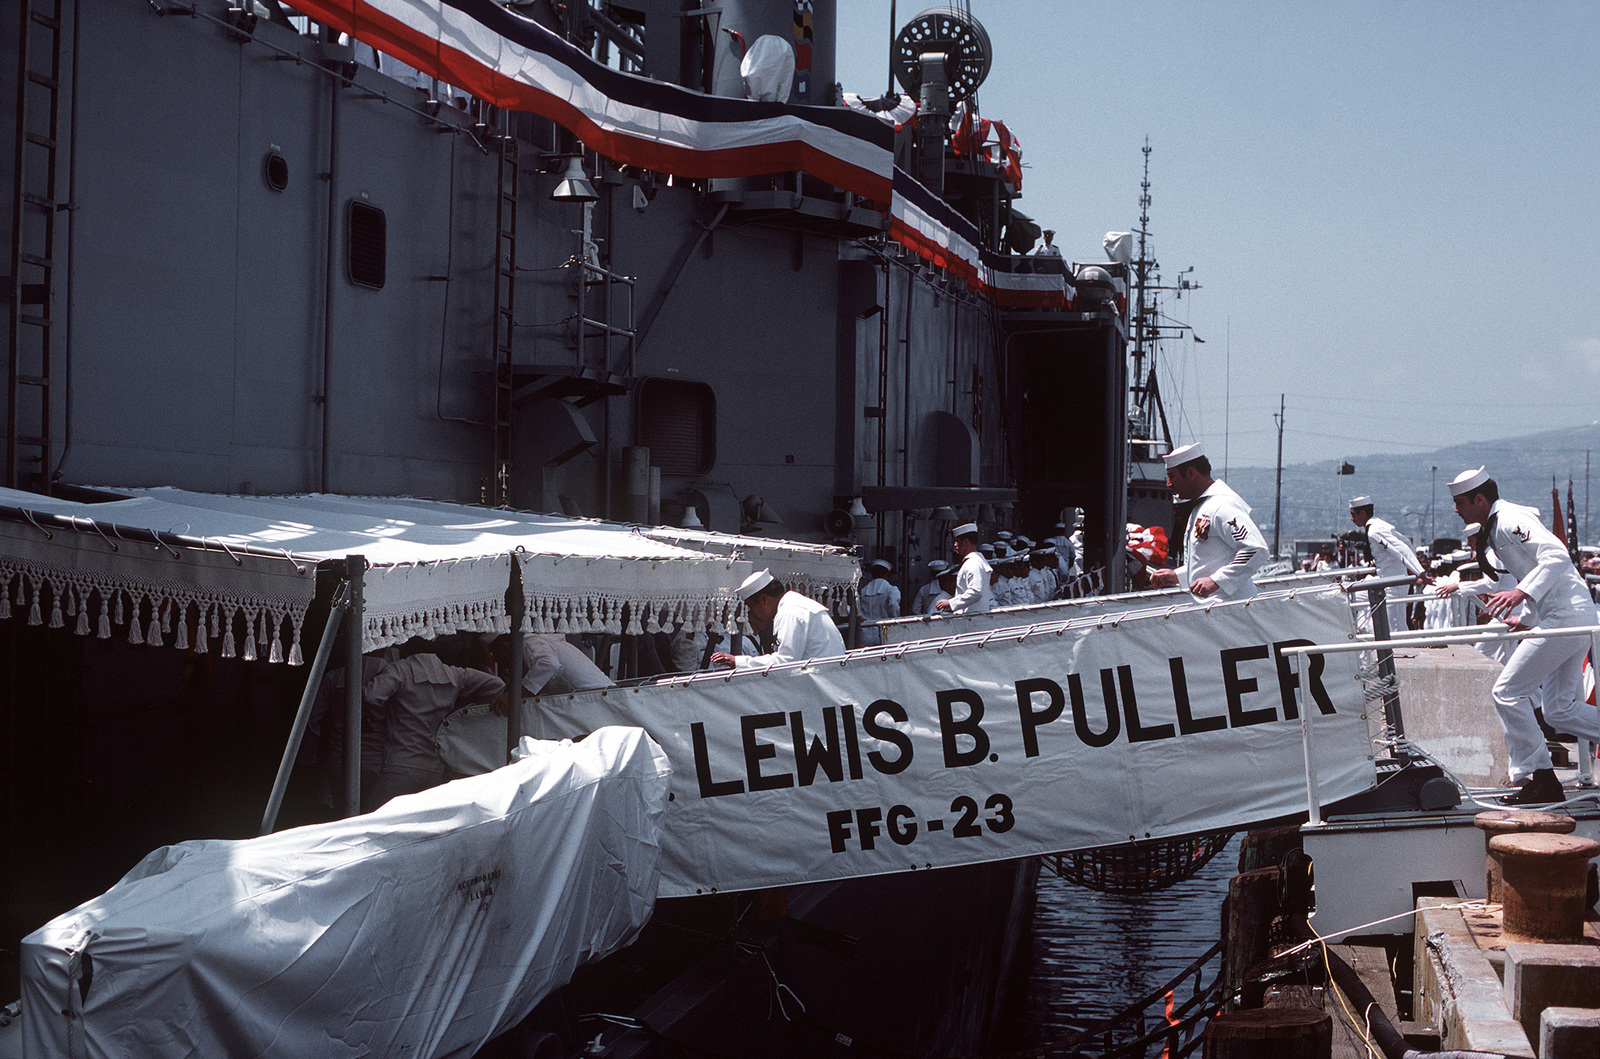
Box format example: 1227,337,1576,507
346,201,387,289
263,152,289,192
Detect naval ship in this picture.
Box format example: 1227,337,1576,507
2,1,1139,1053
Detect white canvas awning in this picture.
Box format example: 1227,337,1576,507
0,487,759,662
642,525,859,607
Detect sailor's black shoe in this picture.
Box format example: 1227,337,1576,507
1498,768,1566,806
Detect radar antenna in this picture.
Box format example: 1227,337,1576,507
890,7,992,104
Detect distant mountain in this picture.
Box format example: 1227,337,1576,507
1221,421,1600,556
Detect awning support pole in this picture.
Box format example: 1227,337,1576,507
507,559,525,760
260,580,349,836
342,554,366,818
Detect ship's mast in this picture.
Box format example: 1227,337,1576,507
1128,141,1194,451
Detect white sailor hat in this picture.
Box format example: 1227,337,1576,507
978,543,995,556
1163,442,1203,470
1349,496,1372,508
737,569,774,600
1449,467,1489,497
1462,522,1482,537
996,530,1013,540
867,557,891,573
952,521,979,537
926,559,949,574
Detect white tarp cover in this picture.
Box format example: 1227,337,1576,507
0,486,751,659
521,586,1375,896
20,727,671,1059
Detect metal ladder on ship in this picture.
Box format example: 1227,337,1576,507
7,0,64,493
490,122,520,507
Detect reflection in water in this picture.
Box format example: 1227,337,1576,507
1003,837,1237,1051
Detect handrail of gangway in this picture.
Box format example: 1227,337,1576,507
1278,623,1600,825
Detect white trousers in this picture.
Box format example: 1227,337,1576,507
1491,599,1600,780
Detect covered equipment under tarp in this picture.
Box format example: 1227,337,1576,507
20,727,670,1058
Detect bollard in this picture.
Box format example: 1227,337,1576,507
1202,1006,1331,1058
1223,869,1282,1004
1474,809,1575,903
1488,832,1600,942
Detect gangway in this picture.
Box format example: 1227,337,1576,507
511,583,1377,896
875,566,1375,645
1274,602,1600,946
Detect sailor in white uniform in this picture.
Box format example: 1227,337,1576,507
712,569,845,669
1050,520,1078,578
857,557,901,646
1350,497,1425,632
1026,548,1060,603
911,559,950,614
1148,443,1268,600
936,521,993,614
1446,466,1600,804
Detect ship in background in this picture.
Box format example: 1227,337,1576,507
3,1,1134,1052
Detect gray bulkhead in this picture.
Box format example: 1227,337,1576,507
4,0,1026,559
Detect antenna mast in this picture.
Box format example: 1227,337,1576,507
1128,141,1199,452
1130,140,1156,443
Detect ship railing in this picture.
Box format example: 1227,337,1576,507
1013,939,1223,1058
1279,618,1600,826
575,258,637,380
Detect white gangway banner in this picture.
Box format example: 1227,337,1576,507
523,585,1375,896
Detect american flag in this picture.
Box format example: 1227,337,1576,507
1568,478,1581,563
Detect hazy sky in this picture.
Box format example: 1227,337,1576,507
832,2,1600,470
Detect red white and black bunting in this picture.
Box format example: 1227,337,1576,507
889,170,1072,309
287,0,894,200
290,1,1077,309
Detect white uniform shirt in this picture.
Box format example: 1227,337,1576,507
1365,517,1424,580
911,579,944,615
990,575,1015,607
859,577,902,622
1485,500,1595,623
1027,566,1058,604
366,654,505,775
518,634,613,695
947,551,993,613
1176,481,1268,599
733,591,846,668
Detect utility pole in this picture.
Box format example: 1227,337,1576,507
1272,394,1285,558
1430,466,1437,544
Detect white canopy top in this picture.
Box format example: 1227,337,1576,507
642,524,859,607
0,487,757,660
